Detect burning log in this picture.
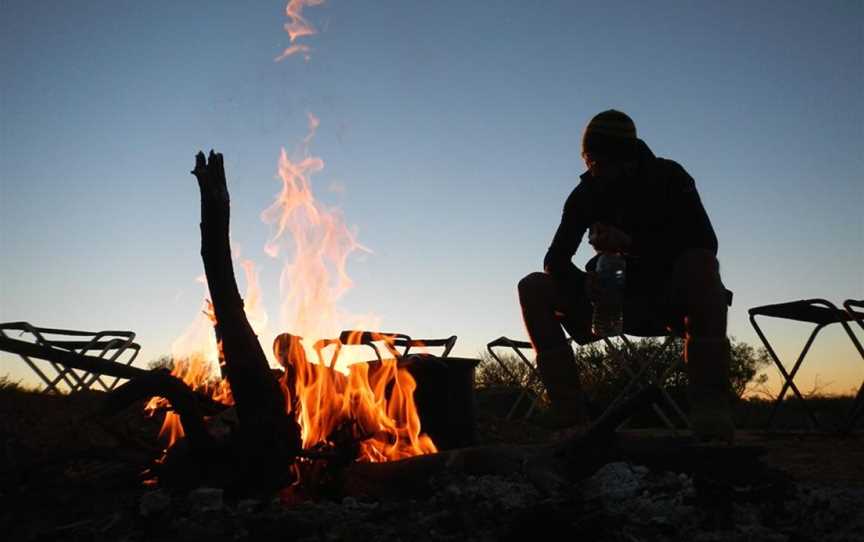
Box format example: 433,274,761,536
103,371,216,454
191,151,302,487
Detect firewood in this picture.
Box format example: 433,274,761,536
103,371,215,454
191,151,302,488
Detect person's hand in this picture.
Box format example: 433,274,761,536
588,222,631,253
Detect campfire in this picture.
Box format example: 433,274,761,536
146,329,444,465
145,0,448,474
141,105,448,482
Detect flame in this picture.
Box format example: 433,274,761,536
275,0,325,61
275,334,437,461
261,113,374,350
144,262,264,448
263,115,436,460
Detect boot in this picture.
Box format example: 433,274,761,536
686,337,736,443
536,345,589,429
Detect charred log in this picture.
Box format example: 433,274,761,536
191,151,301,488
103,371,216,454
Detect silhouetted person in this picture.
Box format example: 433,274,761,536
518,110,734,442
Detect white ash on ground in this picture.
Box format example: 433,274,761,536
98,463,864,542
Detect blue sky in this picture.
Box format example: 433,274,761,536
2,0,862,395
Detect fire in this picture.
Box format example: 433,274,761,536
275,0,325,61
261,112,374,354
147,1,437,463
261,111,436,460
274,333,437,461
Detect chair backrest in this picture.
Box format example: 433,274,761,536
0,321,140,392
337,330,457,362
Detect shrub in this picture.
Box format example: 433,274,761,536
475,336,771,405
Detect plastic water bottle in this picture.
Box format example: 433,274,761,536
591,253,626,337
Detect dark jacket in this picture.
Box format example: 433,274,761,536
543,140,717,290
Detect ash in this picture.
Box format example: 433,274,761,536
114,463,864,542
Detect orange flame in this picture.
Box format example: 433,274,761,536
261,113,374,351
144,262,262,448
275,0,325,61
275,334,437,461
262,114,436,460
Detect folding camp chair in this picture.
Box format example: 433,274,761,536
595,331,689,431
486,336,554,420
488,288,734,430
486,332,688,429
748,298,864,432
0,321,141,393
332,330,457,364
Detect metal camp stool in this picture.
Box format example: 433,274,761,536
597,331,690,431
490,286,734,429
0,321,141,393
486,336,550,420
486,333,688,428
748,298,864,432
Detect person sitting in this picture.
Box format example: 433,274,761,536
517,109,734,442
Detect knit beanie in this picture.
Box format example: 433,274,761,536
582,110,638,161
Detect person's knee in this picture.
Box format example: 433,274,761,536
518,272,555,305
672,250,727,335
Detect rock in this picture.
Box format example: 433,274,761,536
139,490,171,517
582,462,645,502
187,487,224,513
236,498,261,514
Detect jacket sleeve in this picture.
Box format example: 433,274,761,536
628,161,717,258
543,181,593,277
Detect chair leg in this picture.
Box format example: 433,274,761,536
601,336,688,432
488,342,543,421
844,382,864,435
751,315,825,431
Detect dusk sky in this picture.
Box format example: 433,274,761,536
2,0,862,395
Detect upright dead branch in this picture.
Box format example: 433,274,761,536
191,151,301,485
